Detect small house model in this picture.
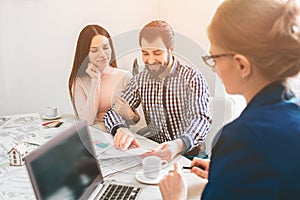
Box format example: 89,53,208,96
7,142,28,166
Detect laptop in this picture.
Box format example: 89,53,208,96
24,121,142,200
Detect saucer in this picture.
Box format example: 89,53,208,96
42,114,61,120
135,170,166,185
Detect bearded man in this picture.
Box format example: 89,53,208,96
104,20,211,162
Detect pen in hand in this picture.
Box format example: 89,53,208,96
168,165,205,173
183,165,205,170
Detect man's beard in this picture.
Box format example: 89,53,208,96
145,62,167,78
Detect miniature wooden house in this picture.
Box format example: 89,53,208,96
7,143,28,166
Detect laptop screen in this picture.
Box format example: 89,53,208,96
25,121,103,200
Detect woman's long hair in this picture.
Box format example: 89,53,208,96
68,25,118,114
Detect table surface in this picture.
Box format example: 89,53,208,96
0,113,205,200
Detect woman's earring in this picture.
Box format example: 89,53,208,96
242,75,248,81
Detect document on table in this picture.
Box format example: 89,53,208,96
89,126,149,159
99,156,143,178
0,113,42,130
0,113,74,148
89,126,148,177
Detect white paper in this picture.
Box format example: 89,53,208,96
0,113,42,130
88,126,149,159
0,116,146,199
88,126,146,177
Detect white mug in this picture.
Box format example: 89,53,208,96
142,156,168,179
45,106,58,117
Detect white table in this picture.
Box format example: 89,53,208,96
98,132,205,200
0,113,205,200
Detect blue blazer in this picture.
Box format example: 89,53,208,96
202,82,300,200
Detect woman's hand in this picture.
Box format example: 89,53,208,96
159,163,187,200
190,158,210,179
86,62,101,79
114,97,136,121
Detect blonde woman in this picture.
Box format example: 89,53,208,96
159,0,300,199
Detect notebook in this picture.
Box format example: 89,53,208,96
24,120,142,200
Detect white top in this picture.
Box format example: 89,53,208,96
73,66,132,125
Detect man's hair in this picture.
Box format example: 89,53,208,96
139,20,175,49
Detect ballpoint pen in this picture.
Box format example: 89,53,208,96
168,165,205,173
183,165,205,170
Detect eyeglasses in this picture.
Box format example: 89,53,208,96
202,53,235,68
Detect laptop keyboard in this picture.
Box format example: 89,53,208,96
98,184,140,200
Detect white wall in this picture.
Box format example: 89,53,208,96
0,1,4,100
0,0,6,114
0,0,157,115
1,0,224,116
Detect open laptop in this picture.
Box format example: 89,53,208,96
24,120,142,200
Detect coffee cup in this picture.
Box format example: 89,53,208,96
45,106,58,117
142,156,168,179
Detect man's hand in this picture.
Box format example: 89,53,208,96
190,158,210,179
159,163,187,200
114,127,141,151
142,139,184,162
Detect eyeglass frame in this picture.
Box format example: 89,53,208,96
202,53,235,68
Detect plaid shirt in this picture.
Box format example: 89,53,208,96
104,59,211,152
